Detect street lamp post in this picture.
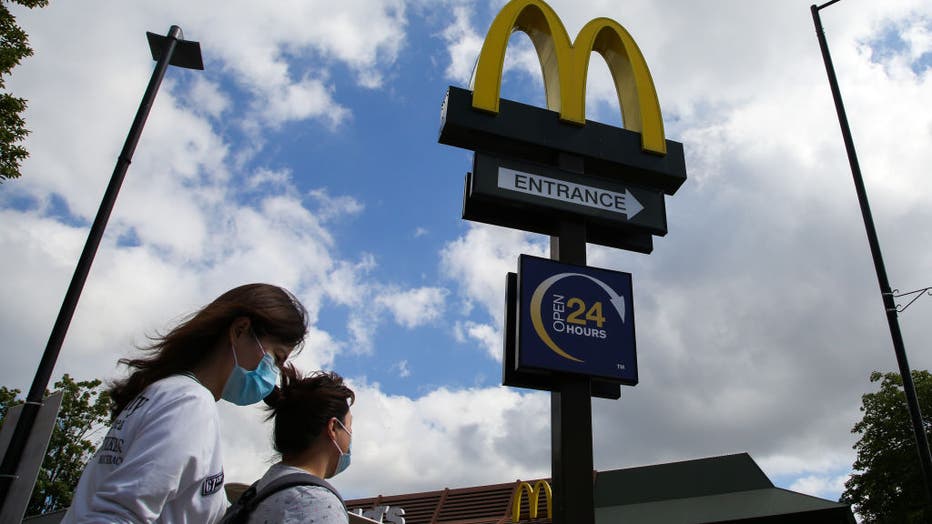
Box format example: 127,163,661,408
0,25,203,516
811,1,932,502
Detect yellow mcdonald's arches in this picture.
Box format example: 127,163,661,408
470,0,667,155
511,480,553,522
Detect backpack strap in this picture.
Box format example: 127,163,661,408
246,472,346,511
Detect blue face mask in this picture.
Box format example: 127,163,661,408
330,418,352,477
221,334,279,406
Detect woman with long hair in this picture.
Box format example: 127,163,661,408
222,368,355,524
62,283,308,523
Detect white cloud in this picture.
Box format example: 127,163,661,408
346,313,380,355
439,224,547,360
901,20,932,62
326,383,551,497
172,0,406,126
392,360,412,378
321,255,377,310
247,168,293,191
187,77,231,119
440,223,547,324
454,321,501,362
295,325,343,371
259,78,349,128
375,286,448,328
789,473,850,501
441,5,485,85
440,4,546,101
760,453,854,483
308,188,365,222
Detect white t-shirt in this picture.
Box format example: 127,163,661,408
247,463,347,524
62,374,229,523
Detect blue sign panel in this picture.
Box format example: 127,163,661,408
517,255,637,384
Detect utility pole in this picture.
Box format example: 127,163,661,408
811,1,932,502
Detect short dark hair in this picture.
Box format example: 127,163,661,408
267,368,355,457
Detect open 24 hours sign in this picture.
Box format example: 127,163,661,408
516,255,637,385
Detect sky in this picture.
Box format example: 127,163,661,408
2,0,932,507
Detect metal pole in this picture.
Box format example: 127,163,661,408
549,151,596,524
550,218,595,524
0,26,184,513
811,4,932,501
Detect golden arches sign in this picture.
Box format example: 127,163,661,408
511,480,552,522
470,0,666,156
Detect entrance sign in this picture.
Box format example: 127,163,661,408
516,255,637,384
467,153,668,240
499,168,645,219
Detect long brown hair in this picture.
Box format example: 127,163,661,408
266,367,355,458
109,283,308,418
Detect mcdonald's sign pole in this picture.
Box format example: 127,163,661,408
439,1,687,522
812,1,932,501
549,217,596,524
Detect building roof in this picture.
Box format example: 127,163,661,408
594,453,774,506
346,477,534,524
345,453,856,524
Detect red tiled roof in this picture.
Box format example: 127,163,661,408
346,478,553,524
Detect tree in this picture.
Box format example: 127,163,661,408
0,374,110,516
841,370,932,523
0,0,49,182
0,384,19,419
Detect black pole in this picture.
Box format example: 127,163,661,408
549,151,595,524
550,219,595,524
811,4,932,501
0,26,185,513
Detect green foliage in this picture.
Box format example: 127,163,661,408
0,384,21,420
0,0,49,182
841,370,932,523
0,374,110,516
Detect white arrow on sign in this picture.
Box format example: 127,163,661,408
624,189,643,218
498,167,644,219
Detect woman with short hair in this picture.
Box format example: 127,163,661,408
225,368,355,524
63,283,308,523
